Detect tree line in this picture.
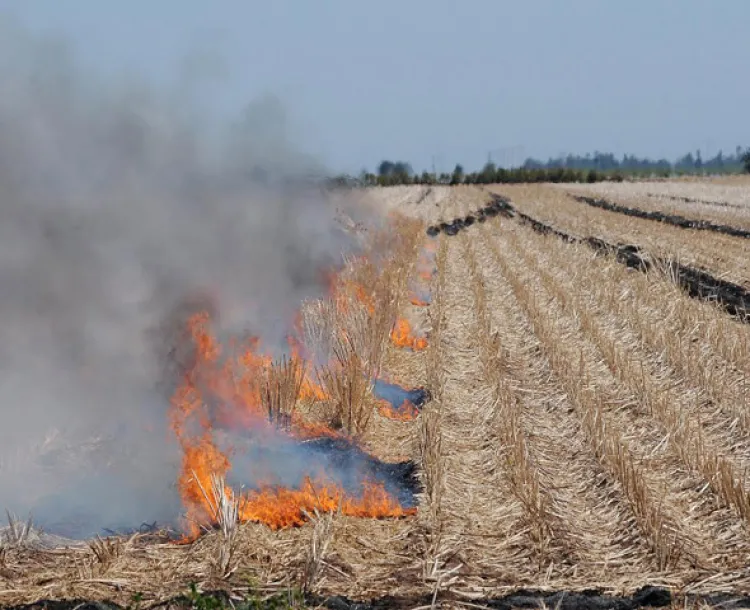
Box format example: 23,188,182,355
328,147,750,188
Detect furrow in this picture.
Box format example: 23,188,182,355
485,221,750,589
432,230,535,590
479,224,713,577
508,225,750,537
467,232,661,589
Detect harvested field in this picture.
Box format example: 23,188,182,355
488,184,750,289
5,183,750,609
569,194,750,239
558,180,750,230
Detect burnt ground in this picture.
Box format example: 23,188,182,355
12,585,750,610
424,191,749,322
646,192,742,210
573,195,750,239
425,196,513,236
297,436,420,508
487,195,750,322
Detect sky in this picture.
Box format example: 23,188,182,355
2,0,749,174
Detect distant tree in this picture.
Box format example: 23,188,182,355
479,161,497,184
420,171,437,185
450,163,465,185
378,160,395,177
742,149,750,173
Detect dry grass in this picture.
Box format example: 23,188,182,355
463,234,557,567
301,508,336,594
416,234,447,584
516,229,750,529
490,183,750,288
300,212,422,438
481,225,687,572
260,355,306,430
316,338,375,438
8,184,750,607
1,511,34,549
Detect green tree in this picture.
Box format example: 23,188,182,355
480,161,497,184
378,160,395,177
742,149,750,173
450,163,464,185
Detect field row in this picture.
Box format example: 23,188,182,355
559,177,750,230
418,199,750,598
488,184,750,289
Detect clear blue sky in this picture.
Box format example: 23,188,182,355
2,1,749,174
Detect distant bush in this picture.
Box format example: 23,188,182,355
334,154,749,188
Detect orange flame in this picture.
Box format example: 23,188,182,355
238,477,414,529
390,318,428,351
409,293,430,307
170,310,413,538
378,400,420,422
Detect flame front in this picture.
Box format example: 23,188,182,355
390,318,428,351
378,400,420,422
238,477,413,529
170,310,414,538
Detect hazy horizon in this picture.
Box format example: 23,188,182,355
2,1,749,175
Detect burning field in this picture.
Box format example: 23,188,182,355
6,179,750,610
5,26,750,610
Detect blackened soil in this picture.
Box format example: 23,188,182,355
573,195,750,239
12,586,750,610
646,192,742,210
496,195,750,323
426,195,513,237
299,436,420,506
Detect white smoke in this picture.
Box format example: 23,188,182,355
0,19,374,536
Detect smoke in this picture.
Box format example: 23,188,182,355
0,20,373,535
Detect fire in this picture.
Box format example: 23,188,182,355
238,477,414,529
170,310,413,538
378,400,420,422
409,293,430,307
325,265,375,315
390,318,428,351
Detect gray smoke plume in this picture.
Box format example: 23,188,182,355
0,20,375,537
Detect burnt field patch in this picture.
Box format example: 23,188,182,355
17,583,750,610
646,192,742,210
573,195,750,239
487,195,750,322
425,196,513,236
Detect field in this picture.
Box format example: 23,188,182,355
3,181,750,609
